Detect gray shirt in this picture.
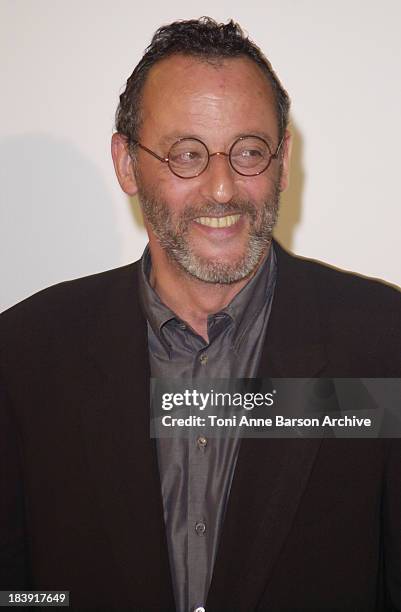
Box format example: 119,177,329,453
139,245,277,612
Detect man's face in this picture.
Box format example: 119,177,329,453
130,55,290,283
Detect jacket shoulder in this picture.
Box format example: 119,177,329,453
0,262,141,343
276,242,401,311
274,243,401,375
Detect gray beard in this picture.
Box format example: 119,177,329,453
138,182,280,285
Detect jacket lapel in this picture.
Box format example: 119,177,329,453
260,241,328,378
207,242,327,610
81,263,175,610
207,437,323,611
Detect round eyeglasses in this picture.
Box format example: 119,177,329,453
131,135,284,179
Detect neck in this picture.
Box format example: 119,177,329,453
148,237,269,341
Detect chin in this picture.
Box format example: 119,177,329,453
174,244,269,285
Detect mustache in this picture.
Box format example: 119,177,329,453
179,201,258,223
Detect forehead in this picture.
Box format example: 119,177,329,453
139,54,279,145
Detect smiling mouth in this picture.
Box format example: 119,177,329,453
194,214,241,228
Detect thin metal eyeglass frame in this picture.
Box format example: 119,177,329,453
130,135,284,179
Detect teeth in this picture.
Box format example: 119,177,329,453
196,214,241,228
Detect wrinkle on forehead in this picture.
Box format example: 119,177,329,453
140,54,278,143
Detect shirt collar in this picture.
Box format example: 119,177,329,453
222,244,277,350
139,243,277,349
138,247,177,353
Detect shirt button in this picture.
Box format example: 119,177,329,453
199,353,208,365
197,435,208,449
195,521,206,536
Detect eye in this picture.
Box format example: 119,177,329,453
230,137,270,170
171,150,202,164
169,140,207,167
239,148,264,159
232,147,266,167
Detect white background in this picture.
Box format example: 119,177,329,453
1,0,400,312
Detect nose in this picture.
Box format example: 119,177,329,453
199,152,236,204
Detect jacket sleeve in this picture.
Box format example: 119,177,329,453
384,438,401,610
0,372,30,588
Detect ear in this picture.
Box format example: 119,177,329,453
279,129,292,192
111,133,138,196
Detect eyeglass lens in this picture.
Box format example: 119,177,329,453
167,136,272,178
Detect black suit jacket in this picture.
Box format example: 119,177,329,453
1,242,400,611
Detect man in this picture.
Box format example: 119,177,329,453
0,17,400,612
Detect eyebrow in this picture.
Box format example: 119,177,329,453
234,131,275,146
158,130,276,148
158,132,198,146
